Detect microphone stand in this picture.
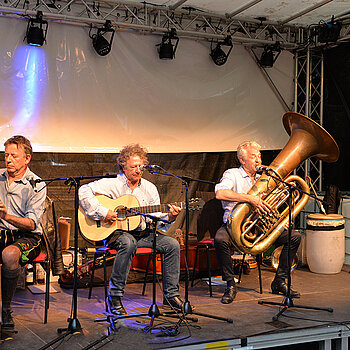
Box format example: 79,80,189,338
145,167,233,324
35,174,120,350
92,211,199,339
257,169,333,321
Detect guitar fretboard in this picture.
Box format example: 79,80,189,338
128,202,184,215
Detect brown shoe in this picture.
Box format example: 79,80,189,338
163,296,184,310
106,296,127,315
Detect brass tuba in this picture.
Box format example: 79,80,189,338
227,112,340,255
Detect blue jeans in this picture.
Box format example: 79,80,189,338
108,231,180,299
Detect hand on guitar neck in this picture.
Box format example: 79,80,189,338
168,204,182,222
104,203,180,225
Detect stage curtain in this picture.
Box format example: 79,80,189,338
0,18,293,153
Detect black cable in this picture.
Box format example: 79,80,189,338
139,273,201,342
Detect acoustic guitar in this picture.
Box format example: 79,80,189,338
78,194,204,241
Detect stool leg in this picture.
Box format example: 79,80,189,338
44,261,50,324
88,253,98,299
160,254,164,291
142,253,152,296
33,262,37,283
206,245,212,297
238,253,246,284
191,245,200,287
257,254,262,294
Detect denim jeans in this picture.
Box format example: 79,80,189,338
108,231,180,298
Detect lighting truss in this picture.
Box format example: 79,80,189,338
1,1,350,49
0,0,308,49
294,49,324,192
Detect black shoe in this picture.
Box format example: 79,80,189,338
221,285,237,304
271,279,300,298
163,296,184,310
2,309,15,329
106,296,127,315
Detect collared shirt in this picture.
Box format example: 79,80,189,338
0,167,47,235
215,166,260,223
78,173,171,231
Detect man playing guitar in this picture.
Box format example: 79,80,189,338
79,144,183,315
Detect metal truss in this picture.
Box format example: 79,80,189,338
0,0,308,48
1,0,349,48
294,47,324,192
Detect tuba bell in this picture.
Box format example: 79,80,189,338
227,112,340,255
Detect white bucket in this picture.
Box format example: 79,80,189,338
306,213,345,274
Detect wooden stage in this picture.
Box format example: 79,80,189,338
1,264,350,350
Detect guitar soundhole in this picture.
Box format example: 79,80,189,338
115,206,127,220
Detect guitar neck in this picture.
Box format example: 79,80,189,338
132,202,184,214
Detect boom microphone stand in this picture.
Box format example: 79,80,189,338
257,169,333,321
144,166,233,324
35,174,120,350
92,211,198,339
95,213,169,331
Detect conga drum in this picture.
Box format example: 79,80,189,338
306,213,345,274
58,217,71,251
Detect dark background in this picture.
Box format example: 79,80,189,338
323,42,350,192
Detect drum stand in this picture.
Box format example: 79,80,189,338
257,170,333,321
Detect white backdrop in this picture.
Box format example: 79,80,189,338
0,18,294,153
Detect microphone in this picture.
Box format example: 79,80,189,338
140,165,160,171
256,165,273,173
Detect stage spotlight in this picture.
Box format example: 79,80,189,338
210,36,233,66
259,42,281,68
25,11,48,46
318,17,341,43
157,28,179,59
90,20,115,56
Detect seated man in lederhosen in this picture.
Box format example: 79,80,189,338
0,135,46,329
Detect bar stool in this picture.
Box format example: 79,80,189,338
32,252,51,323
191,238,215,296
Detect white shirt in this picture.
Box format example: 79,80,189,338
0,167,46,234
79,173,171,231
215,166,260,223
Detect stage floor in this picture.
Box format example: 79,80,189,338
1,264,350,349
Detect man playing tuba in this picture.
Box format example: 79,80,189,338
214,141,301,304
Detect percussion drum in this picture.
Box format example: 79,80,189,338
58,217,71,251
306,213,345,274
